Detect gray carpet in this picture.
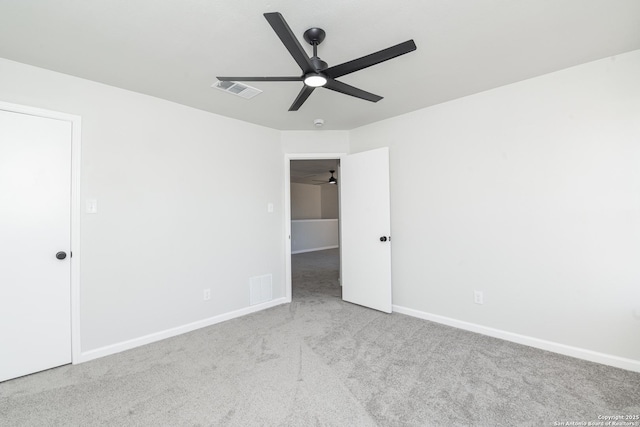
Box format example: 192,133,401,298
1,248,639,426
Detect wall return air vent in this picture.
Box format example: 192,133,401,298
212,80,262,99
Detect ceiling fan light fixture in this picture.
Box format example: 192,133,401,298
304,73,327,87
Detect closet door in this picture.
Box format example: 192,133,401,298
0,109,72,382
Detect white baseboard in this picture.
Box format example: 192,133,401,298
291,245,339,255
77,297,288,363
392,304,640,373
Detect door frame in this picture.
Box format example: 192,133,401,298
0,100,82,364
284,152,347,302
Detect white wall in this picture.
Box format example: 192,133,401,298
291,219,339,253
0,58,284,355
290,181,339,220
350,50,640,363
321,184,339,219
281,130,349,154
290,182,321,219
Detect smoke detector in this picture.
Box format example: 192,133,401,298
314,119,324,128
212,81,262,99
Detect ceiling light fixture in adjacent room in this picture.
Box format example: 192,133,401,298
328,170,337,184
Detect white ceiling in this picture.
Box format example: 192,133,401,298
0,1,638,131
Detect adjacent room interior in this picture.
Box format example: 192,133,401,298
1,1,639,424
290,159,341,300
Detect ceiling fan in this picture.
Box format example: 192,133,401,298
217,12,417,111
312,170,338,185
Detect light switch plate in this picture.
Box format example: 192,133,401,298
474,290,484,305
86,199,98,214
267,202,274,213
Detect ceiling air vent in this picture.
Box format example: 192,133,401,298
212,80,262,99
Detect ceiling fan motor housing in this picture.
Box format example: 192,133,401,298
311,57,328,72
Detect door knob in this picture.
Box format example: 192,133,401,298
380,236,387,242
56,251,67,260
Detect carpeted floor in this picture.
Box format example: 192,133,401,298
1,248,639,426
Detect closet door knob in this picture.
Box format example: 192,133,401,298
56,251,67,260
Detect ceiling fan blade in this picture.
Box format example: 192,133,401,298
264,12,315,74
289,85,315,111
217,76,302,82
325,40,417,79
324,78,383,103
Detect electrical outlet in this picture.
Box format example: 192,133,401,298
203,289,211,301
474,290,484,305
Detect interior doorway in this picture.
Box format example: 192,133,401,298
284,148,393,312
284,153,346,302
289,159,341,300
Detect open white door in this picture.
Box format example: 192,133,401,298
0,109,72,382
340,147,392,313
